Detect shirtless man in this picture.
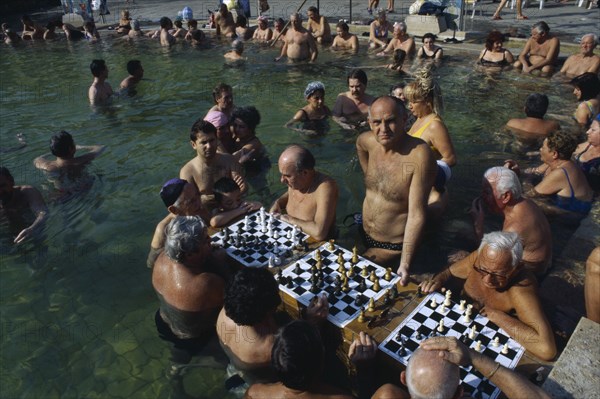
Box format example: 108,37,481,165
88,59,113,106
20,15,45,40
560,34,600,77
0,167,48,244
330,21,358,52
217,268,328,384
357,96,436,285
332,69,376,130
271,18,287,45
377,22,415,57
506,93,560,138
180,119,246,211
147,178,210,268
216,3,236,38
224,39,245,61
421,231,557,361
33,131,105,174
514,21,560,75
275,13,317,63
252,15,272,42
119,60,144,91
159,17,176,46
470,167,552,276
306,6,331,44
270,145,338,241
208,83,235,119
152,215,226,364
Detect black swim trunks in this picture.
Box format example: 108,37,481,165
155,310,213,364
359,224,404,252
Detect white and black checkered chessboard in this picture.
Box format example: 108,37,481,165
210,210,308,267
278,243,401,328
379,292,525,399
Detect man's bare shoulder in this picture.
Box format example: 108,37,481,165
316,172,338,190
508,270,538,295
357,130,376,148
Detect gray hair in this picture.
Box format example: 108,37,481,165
478,231,523,269
290,12,302,21
405,348,459,399
232,39,244,52
394,21,407,32
484,167,522,199
582,33,598,46
164,215,207,262
532,21,550,34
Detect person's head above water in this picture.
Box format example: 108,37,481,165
126,60,143,77
90,59,107,78
164,215,210,264
160,178,203,215
524,93,549,119
231,38,244,54
544,130,578,161
485,30,505,51
213,177,241,210
160,17,173,29
50,131,75,158
403,347,461,399
231,106,261,133
212,83,233,109
224,267,281,325
404,67,444,115
304,81,325,99
570,72,600,102
190,118,217,142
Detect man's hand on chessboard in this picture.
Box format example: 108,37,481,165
348,331,377,365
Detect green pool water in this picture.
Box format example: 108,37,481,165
0,37,582,398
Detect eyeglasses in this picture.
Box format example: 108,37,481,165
473,264,510,281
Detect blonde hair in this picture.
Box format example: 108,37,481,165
403,67,444,115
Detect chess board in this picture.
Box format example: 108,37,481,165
379,292,525,399
210,209,308,267
278,243,401,328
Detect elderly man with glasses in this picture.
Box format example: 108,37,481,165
420,231,557,361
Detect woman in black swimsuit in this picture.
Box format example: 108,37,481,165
478,31,514,67
285,81,331,135
417,33,443,60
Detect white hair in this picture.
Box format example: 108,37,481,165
582,33,598,46
484,166,522,199
405,348,459,399
164,215,207,262
478,231,523,269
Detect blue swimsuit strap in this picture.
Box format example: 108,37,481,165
560,167,575,199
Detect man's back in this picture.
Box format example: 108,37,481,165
245,381,353,399
506,117,559,137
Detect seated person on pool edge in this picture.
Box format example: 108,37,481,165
210,177,261,228
514,21,560,75
421,231,557,361
506,93,560,138
373,337,551,399
270,145,338,241
244,320,377,399
152,216,226,364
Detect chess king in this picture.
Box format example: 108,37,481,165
420,231,556,361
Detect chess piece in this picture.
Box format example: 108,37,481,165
273,243,279,254
463,310,472,323
273,231,279,240
444,290,452,307
361,266,368,277
287,230,292,239
268,256,274,268
430,297,438,307
244,215,250,231
390,285,398,299
384,267,393,281
437,320,445,333
286,279,294,289
492,337,500,347
310,281,319,293
369,271,377,282
358,279,367,292
259,207,265,221
469,326,477,340
416,286,423,298
398,344,406,356
223,227,230,241
337,252,344,265
316,260,322,270
475,340,482,351
382,292,391,306
337,262,345,274
415,328,423,340
534,367,544,384
328,240,335,250
347,265,355,278
354,294,364,307
315,249,322,261
367,298,375,312
372,278,381,292
276,270,283,283
459,300,466,311
358,308,366,323
501,343,509,354
293,263,302,275
342,277,350,293
352,246,359,264
440,303,446,312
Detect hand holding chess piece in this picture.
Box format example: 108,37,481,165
304,293,329,324
396,262,410,286
348,331,377,365
419,276,443,294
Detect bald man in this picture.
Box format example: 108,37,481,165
270,145,338,241
372,337,551,399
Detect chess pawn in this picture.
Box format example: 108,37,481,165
372,278,381,292
367,298,375,312
501,343,509,354
463,311,472,323
430,297,438,308
293,263,302,275
444,290,452,307
337,262,345,274
440,303,446,312
459,300,466,311
475,340,482,351
342,277,350,293
437,320,445,333
347,264,355,278
384,267,393,281
358,308,366,323
328,240,335,250
337,252,344,266
352,246,359,264
286,230,292,239
273,230,279,240
369,271,377,282
492,337,500,347
316,260,322,271
469,326,477,340
315,249,322,262
361,265,368,277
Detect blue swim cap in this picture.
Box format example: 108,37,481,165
304,81,325,99
595,113,600,122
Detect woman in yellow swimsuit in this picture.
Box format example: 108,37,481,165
404,68,457,218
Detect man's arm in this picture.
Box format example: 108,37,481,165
15,186,48,244
527,38,560,72
350,35,359,51
420,250,475,293
587,56,600,73
229,160,247,193
74,144,107,164
281,179,338,241
518,39,533,68
355,132,370,174
270,191,289,214
559,55,573,74
88,85,98,105
398,147,436,284
308,34,318,62
33,153,53,171
483,282,557,361
332,94,345,118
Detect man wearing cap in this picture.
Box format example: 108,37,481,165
180,119,246,211
147,178,210,268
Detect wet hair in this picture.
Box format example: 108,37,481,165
389,83,406,96
164,215,207,263
0,167,14,182
485,30,505,50
570,72,600,101
532,21,550,34
404,67,444,115
212,83,233,104
272,320,324,390
90,59,107,77
174,20,183,28
422,32,437,42
546,130,578,160
50,131,75,157
160,17,172,29
392,49,407,68
187,19,198,29
231,38,244,53
236,15,247,27
336,21,349,32
126,60,142,75
190,118,217,141
224,268,281,325
347,69,368,85
307,6,319,14
484,167,522,200
275,18,285,26
290,12,302,21
232,106,260,132
285,145,315,171
405,347,460,399
479,231,523,269
524,93,549,119
213,177,240,203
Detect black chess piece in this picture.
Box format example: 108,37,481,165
286,279,294,289
417,286,423,297
395,332,403,341
398,344,406,357
310,281,319,294
354,295,364,307
358,279,367,292
294,263,302,275
334,286,341,296
390,285,398,299
276,270,283,283
415,328,423,340
382,293,391,306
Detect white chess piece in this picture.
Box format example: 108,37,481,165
267,255,274,268
440,303,446,312
469,326,477,339
501,343,509,354
492,337,500,347
459,300,466,311
244,215,250,231
430,297,438,307
475,340,482,351
273,230,279,240
273,243,279,254
463,308,472,323
437,320,445,332
444,290,452,306
260,207,265,221
287,230,292,239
